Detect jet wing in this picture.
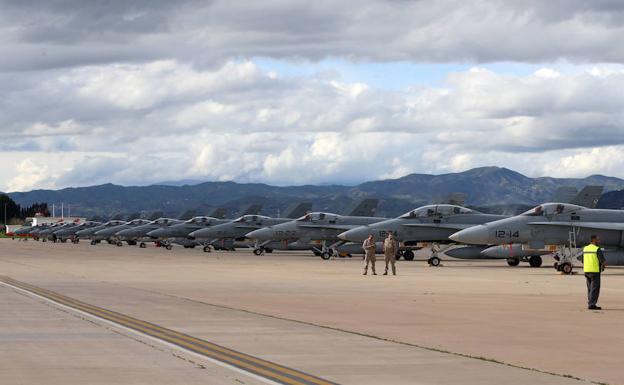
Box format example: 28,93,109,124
298,224,355,230
401,223,475,230
529,221,624,231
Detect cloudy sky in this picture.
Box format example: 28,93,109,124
1,0,624,192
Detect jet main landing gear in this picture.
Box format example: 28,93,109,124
528,256,543,268
507,257,520,266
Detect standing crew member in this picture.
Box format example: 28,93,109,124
363,234,377,275
583,235,606,310
383,232,398,275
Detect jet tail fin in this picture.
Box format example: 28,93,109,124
446,192,467,206
348,198,379,217
241,204,262,216
285,202,312,218
178,209,197,220
148,211,164,221
551,186,578,203
126,212,141,221
570,185,604,208
210,207,228,219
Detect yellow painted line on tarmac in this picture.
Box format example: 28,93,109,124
0,276,339,385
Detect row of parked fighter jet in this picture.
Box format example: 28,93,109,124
13,186,624,274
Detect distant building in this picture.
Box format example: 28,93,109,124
24,215,86,227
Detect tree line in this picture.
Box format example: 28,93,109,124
0,194,50,224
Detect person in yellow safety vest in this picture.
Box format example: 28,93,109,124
583,235,606,310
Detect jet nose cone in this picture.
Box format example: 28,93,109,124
116,229,133,237
246,228,271,240
449,225,490,245
338,227,366,242
197,229,216,239
188,228,208,240
147,229,166,238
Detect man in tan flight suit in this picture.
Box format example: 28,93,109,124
363,234,376,275
383,232,398,275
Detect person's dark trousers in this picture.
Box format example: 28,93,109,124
585,273,601,308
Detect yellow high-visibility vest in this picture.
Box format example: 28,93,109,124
583,244,600,273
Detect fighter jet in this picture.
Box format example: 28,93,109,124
449,202,624,274
92,218,151,246
186,202,312,253
26,224,59,240
246,211,387,259
147,207,232,252
13,224,44,238
12,223,52,241
53,221,101,243
448,185,605,268
76,220,126,244
338,204,506,265
38,222,75,242
115,217,183,248
147,216,230,251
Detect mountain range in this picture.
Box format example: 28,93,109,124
6,167,624,219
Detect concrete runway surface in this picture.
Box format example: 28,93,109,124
1,238,623,384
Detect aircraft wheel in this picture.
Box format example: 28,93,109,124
403,250,414,261
189,245,195,249
560,262,573,275
253,248,263,256
128,240,137,246
90,240,96,245
139,242,146,248
320,251,331,260
529,256,543,268
553,262,559,270
116,241,123,247
203,246,212,253
428,256,441,267
165,245,173,250
507,258,520,267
